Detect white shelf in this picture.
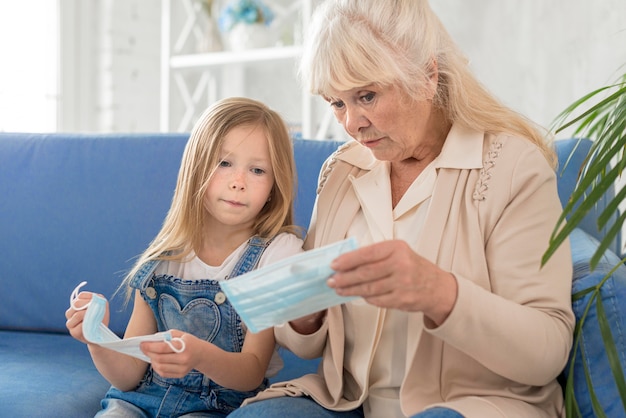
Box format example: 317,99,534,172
170,45,302,69
161,0,318,137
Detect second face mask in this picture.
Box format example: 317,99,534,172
220,237,359,333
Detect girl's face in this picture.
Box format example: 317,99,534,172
203,124,274,231
326,83,438,162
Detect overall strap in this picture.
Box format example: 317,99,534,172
228,236,275,278
128,258,163,290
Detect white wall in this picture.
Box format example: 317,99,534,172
75,0,626,136
431,0,626,137
92,0,161,132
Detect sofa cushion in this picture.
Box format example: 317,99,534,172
0,133,189,335
0,330,110,417
563,227,626,417
0,331,319,417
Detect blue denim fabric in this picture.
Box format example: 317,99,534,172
227,397,463,418
227,396,364,417
411,407,464,418
563,228,626,417
97,237,272,417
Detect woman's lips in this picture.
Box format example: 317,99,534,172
360,137,383,148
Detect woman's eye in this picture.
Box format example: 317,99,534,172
361,92,375,103
330,100,345,110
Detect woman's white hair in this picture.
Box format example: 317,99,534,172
300,0,452,103
299,0,556,167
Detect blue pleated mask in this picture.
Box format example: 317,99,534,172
220,237,359,333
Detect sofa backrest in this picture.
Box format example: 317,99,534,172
0,133,343,334
1,133,616,335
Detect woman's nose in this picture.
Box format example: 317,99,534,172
342,106,369,137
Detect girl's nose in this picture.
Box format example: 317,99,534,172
230,172,245,190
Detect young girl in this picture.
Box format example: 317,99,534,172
65,97,304,417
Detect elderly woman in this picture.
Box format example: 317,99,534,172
230,0,574,417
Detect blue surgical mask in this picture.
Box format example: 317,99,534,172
70,282,185,362
220,237,360,333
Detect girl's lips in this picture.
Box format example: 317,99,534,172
223,199,245,207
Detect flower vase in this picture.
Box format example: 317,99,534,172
227,23,274,51
197,15,224,53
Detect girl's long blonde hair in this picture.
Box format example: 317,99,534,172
300,0,556,167
120,97,299,299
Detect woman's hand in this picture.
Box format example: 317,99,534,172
328,239,458,326
140,330,197,378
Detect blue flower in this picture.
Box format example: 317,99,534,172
218,0,275,33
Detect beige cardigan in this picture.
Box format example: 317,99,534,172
246,125,575,417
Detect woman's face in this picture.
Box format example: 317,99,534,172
326,83,439,162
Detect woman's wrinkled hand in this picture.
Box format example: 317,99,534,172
328,239,458,326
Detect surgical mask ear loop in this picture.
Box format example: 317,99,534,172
70,281,91,311
165,336,186,353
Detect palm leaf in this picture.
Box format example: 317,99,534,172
553,85,626,135
543,73,626,267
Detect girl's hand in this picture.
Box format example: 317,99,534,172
328,239,458,326
140,330,197,378
64,291,110,343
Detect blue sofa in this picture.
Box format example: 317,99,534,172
0,133,624,417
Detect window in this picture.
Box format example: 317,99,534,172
0,1,59,132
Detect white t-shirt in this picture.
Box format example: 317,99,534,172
156,232,304,280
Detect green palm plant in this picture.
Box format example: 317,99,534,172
543,70,626,417
544,71,626,268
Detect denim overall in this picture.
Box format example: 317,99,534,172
97,237,272,418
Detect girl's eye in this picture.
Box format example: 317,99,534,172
360,92,375,103
251,167,265,175
218,160,231,167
